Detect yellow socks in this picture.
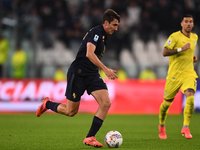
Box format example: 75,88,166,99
183,96,194,126
159,96,194,127
159,100,172,126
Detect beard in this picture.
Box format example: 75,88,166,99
185,27,192,33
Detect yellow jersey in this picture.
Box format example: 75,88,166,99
164,31,198,80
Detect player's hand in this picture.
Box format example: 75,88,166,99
104,69,118,80
193,55,198,63
182,43,190,51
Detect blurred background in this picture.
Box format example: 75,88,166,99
1,0,200,113
1,0,200,79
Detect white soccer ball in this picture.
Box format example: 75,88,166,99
104,130,123,148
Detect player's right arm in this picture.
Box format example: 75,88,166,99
86,42,118,80
163,43,190,57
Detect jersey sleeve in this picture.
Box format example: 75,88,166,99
164,33,177,50
87,28,101,46
196,34,198,42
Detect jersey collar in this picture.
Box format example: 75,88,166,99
180,30,190,38
101,25,107,40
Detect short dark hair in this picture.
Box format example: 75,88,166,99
181,14,193,21
102,9,120,24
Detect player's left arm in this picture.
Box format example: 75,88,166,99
193,55,198,63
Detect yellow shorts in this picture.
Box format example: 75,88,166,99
164,77,197,100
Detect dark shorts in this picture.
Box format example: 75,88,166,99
65,71,107,102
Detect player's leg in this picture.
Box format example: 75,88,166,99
37,71,83,117
183,89,195,127
56,99,80,116
83,75,108,147
181,78,196,138
159,99,172,139
88,89,111,135
92,89,111,120
36,97,80,117
159,79,180,139
159,99,172,126
83,89,110,147
181,90,194,139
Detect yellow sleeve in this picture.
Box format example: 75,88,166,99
164,33,177,50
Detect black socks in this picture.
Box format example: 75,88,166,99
86,116,103,137
46,101,61,113
46,102,103,137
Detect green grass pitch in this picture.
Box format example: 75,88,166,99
1,113,200,150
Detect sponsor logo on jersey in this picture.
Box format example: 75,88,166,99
94,34,99,42
167,39,172,45
194,41,196,45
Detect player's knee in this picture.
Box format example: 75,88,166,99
186,88,195,93
164,99,174,102
185,89,195,97
101,100,111,109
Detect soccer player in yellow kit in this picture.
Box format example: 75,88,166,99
159,14,198,139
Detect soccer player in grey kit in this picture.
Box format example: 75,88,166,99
37,9,120,147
